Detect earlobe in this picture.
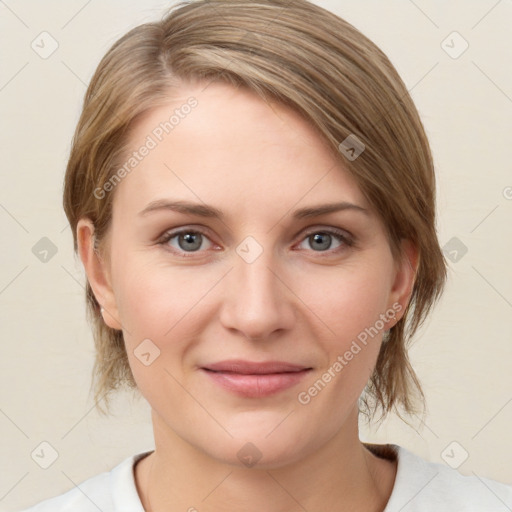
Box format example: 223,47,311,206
76,218,122,330
388,239,419,324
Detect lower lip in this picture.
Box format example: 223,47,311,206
201,368,311,398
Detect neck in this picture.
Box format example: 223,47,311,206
135,407,397,512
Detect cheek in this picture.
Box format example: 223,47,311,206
112,247,203,329
112,262,207,400
294,258,394,404
111,253,220,370
295,274,388,424
296,260,393,344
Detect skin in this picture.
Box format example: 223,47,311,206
78,80,418,511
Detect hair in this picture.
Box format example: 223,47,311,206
63,0,447,423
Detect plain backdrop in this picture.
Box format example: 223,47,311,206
1,0,511,509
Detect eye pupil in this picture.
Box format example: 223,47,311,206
310,232,331,251
179,232,202,251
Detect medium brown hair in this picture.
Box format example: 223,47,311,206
63,0,447,423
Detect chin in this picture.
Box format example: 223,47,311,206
199,425,312,470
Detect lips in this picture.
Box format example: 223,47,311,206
201,359,312,398
202,359,311,374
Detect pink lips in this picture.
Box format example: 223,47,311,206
201,359,312,398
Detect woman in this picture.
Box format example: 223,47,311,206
21,0,512,510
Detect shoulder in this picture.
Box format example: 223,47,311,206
19,451,152,512
383,444,512,511
19,469,112,512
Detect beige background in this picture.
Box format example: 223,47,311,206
1,1,511,510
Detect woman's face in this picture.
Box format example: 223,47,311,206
81,81,415,468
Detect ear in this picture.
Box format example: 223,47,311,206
76,218,122,330
387,238,419,325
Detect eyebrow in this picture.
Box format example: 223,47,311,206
138,199,369,220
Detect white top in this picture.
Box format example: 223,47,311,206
20,444,512,511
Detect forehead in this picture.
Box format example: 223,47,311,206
111,81,369,220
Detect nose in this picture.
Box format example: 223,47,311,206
219,244,295,341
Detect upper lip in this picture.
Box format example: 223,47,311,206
202,359,311,374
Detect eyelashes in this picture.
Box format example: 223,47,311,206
157,226,355,259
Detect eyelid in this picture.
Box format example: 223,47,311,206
298,225,353,243
157,226,217,256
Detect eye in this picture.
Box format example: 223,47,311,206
296,228,354,254
157,226,354,258
158,228,214,256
